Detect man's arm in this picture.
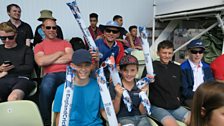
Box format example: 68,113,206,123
34,51,64,67
54,47,73,64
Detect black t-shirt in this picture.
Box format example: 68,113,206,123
0,44,34,78
8,20,33,46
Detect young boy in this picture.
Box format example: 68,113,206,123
142,40,191,126
109,55,152,126
53,49,105,126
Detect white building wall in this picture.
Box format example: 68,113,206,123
0,0,153,40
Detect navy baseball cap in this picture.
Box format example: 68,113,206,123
187,39,205,49
72,49,92,65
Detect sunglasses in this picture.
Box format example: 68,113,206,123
190,50,204,54
0,35,15,41
45,26,57,30
105,29,119,34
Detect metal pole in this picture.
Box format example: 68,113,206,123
152,0,156,45
215,14,224,54
174,21,219,53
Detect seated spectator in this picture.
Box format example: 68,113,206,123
7,4,33,47
33,10,64,78
97,20,124,65
210,54,224,83
109,55,152,126
53,49,106,126
181,39,213,107
34,18,73,126
97,20,124,81
88,13,102,41
190,81,224,126
124,25,142,54
33,9,63,47
0,22,35,102
142,40,191,126
113,15,134,48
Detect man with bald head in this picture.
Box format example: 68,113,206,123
34,19,73,126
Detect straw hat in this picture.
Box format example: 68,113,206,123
38,10,56,21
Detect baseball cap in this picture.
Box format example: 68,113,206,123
187,39,205,49
119,55,138,66
72,49,92,65
210,54,224,80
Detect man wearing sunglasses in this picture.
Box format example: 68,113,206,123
0,22,35,102
180,39,214,108
34,19,73,126
33,10,64,48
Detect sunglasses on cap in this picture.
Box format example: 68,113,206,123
105,29,119,34
190,49,204,54
0,35,15,41
45,26,57,30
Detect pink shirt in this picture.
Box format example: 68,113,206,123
34,39,72,74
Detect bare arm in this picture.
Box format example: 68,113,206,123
54,47,73,64
34,51,64,67
113,84,123,114
55,113,60,126
139,103,146,114
126,33,135,48
100,109,107,121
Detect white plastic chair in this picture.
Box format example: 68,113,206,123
0,100,43,126
131,50,146,79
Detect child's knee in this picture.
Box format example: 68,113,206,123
7,89,25,101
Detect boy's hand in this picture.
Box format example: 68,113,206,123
89,48,99,62
115,84,124,98
146,74,155,83
141,84,149,92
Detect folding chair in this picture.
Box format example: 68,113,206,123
0,100,43,126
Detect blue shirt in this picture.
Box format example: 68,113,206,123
95,38,120,65
53,78,104,126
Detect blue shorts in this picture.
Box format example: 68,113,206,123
150,105,190,123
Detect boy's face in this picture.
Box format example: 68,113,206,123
157,48,173,64
120,64,138,83
90,17,98,27
71,62,92,80
104,27,120,43
188,47,204,64
130,28,137,37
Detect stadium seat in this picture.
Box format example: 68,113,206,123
131,50,146,79
0,100,43,126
